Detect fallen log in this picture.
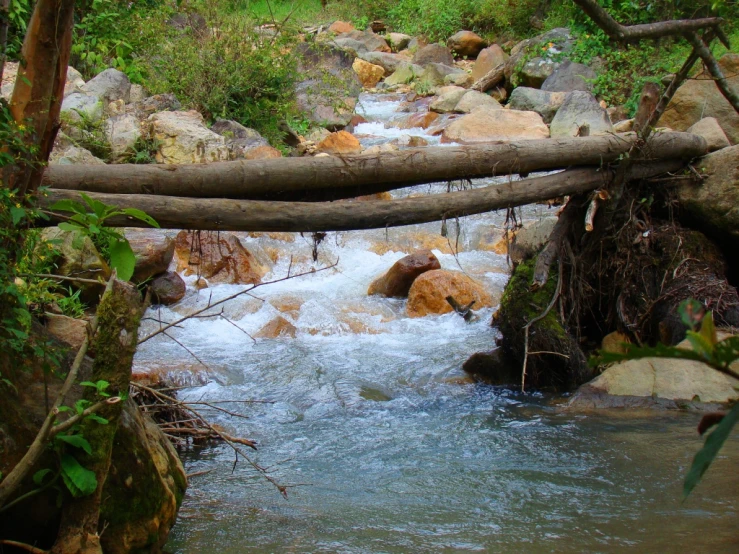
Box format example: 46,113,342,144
42,161,686,233
41,133,706,201
470,63,505,92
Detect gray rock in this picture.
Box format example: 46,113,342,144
211,119,269,159
150,272,187,305
81,68,131,104
131,93,181,119
415,64,446,89
541,59,597,92
358,51,409,75
425,63,465,79
61,92,103,122
129,84,147,103
508,87,566,124
385,62,423,86
105,113,141,160
333,30,390,55
387,32,412,52
506,28,573,88
686,117,731,152
430,87,467,113
331,37,370,57
454,90,501,113
412,44,454,66
519,57,559,89
549,91,613,137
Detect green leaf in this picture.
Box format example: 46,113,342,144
684,402,739,498
60,453,97,497
10,206,26,225
713,337,739,369
85,414,109,425
50,199,87,215
121,208,160,228
57,434,92,455
58,222,82,233
33,468,53,485
699,312,717,346
108,239,136,281
685,331,714,360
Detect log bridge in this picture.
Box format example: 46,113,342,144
40,132,707,233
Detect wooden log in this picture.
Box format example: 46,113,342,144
470,63,505,92
42,161,685,233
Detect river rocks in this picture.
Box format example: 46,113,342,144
505,28,573,88
442,106,549,143
387,32,413,52
81,67,131,104
444,72,474,87
613,118,634,133
454,90,502,113
125,229,175,282
243,145,282,160
406,269,492,317
255,316,298,339
413,44,454,66
549,91,613,138
392,134,428,148
358,51,410,75
395,111,439,129
174,230,267,285
368,249,441,298
430,87,467,113
131,93,182,119
541,60,596,93
329,20,355,34
659,53,739,144
353,58,385,88
447,31,487,58
44,313,88,350
49,143,106,165
507,87,566,124
470,45,508,82
210,119,273,159
315,130,362,154
148,110,229,164
462,350,519,385
332,30,391,56
686,117,731,152
61,92,103,123
385,62,422,86
149,271,187,305
105,113,142,160
518,57,559,89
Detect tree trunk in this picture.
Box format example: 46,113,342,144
42,161,686,233
41,133,707,201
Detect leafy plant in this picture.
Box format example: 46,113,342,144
49,193,159,282
121,135,161,164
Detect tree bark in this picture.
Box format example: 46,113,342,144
470,63,505,92
41,133,706,201
42,161,687,233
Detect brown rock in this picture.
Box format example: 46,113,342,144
396,111,439,129
255,316,297,339
329,21,355,34
45,313,88,350
125,229,175,282
687,117,731,152
345,114,369,133
243,145,282,160
412,44,454,66
447,31,487,58
407,269,492,317
150,272,186,305
441,107,549,144
368,249,441,298
470,45,509,82
174,230,267,285
315,130,362,154
601,331,631,354
353,58,385,88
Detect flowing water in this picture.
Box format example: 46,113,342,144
134,94,739,552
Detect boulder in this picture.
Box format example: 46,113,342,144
353,58,385,88
518,57,559,89
358,51,410,75
407,269,493,317
255,316,298,339
470,45,509,83
149,271,187,305
395,111,439,129
462,350,518,385
541,60,596,92
210,119,272,159
430,86,467,113
81,67,131,104
442,106,549,143
415,64,447,89
147,110,229,164
129,83,146,103
447,31,487,58
412,44,454,66
105,113,142,160
49,144,106,165
686,117,731,152
174,230,268,285
315,130,362,154
454,90,502,113
2,62,84,100
385,62,422,86
392,134,429,147
613,118,634,133
44,314,88,350
505,28,574,88
507,86,566,124
130,93,181,119
333,30,390,55
659,53,739,144
329,21,355,34
61,92,103,123
125,229,175,282
549,91,613,138
368,249,441,298
387,32,413,52
242,145,282,160
444,72,474,87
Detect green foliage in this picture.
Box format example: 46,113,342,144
60,453,97,497
121,135,161,164
49,193,159,282
62,110,112,163
3,0,33,62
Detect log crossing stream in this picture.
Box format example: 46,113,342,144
133,94,739,553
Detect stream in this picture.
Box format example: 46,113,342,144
134,93,739,552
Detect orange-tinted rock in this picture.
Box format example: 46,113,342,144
329,21,355,34
174,230,267,285
368,249,441,298
407,269,492,317
353,58,385,88
470,45,509,82
315,130,362,155
125,229,175,282
396,111,439,129
269,295,305,318
447,31,487,58
243,145,282,160
441,107,548,143
45,314,88,350
150,271,186,305
255,316,297,338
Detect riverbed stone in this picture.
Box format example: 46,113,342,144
105,113,142,160
333,30,391,55
148,110,229,164
395,111,439,129
44,313,88,351
61,92,103,123
359,51,410,75
470,45,508,83
315,130,362,154
549,91,613,138
507,86,566,124
413,44,454,66
368,249,441,298
49,143,106,165
125,229,175,282
407,269,492,317
519,57,559,89
430,87,467,113
387,32,413,52
442,106,549,143
541,60,596,92
329,20,355,34
210,119,272,159
454,90,502,113
255,316,298,339
686,117,731,152
353,58,385,88
149,271,186,305
81,67,131,104
447,31,487,58
385,62,423,86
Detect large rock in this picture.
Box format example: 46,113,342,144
61,92,103,123
454,90,502,113
353,58,385,88
505,28,574,88
130,93,181,120
174,230,268,285
295,42,363,129
210,119,271,160
49,143,106,165
329,21,355,34
412,44,454,66
81,68,131,104
105,113,142,160
395,111,439,129
1,62,84,100
549,91,613,138
442,106,549,143
334,30,390,54
659,53,739,144
518,57,559,88
447,31,487,58
315,130,362,154
358,51,410,75
147,110,229,164
125,229,175,282
541,60,596,92
385,62,423,86
429,86,467,113
686,117,731,152
507,86,566,124
44,313,88,351
368,250,441,298
470,45,509,82
255,316,297,339
407,269,492,317
149,271,186,305
387,32,413,52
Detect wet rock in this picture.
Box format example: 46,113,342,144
368,249,441,298
329,21,355,34
407,269,492,317
174,230,267,285
412,44,454,66
454,90,502,113
430,86,467,113
105,113,142,160
255,316,298,339
462,350,519,385
44,314,88,350
442,106,549,143
659,53,739,144
447,30,487,58
149,271,186,305
81,68,131,104
470,45,508,83
549,91,613,138
687,117,730,152
541,60,596,93
315,130,362,154
387,32,413,52
395,111,439,129
148,110,229,164
353,58,385,88
507,86,566,124
392,134,429,148
125,229,175,282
